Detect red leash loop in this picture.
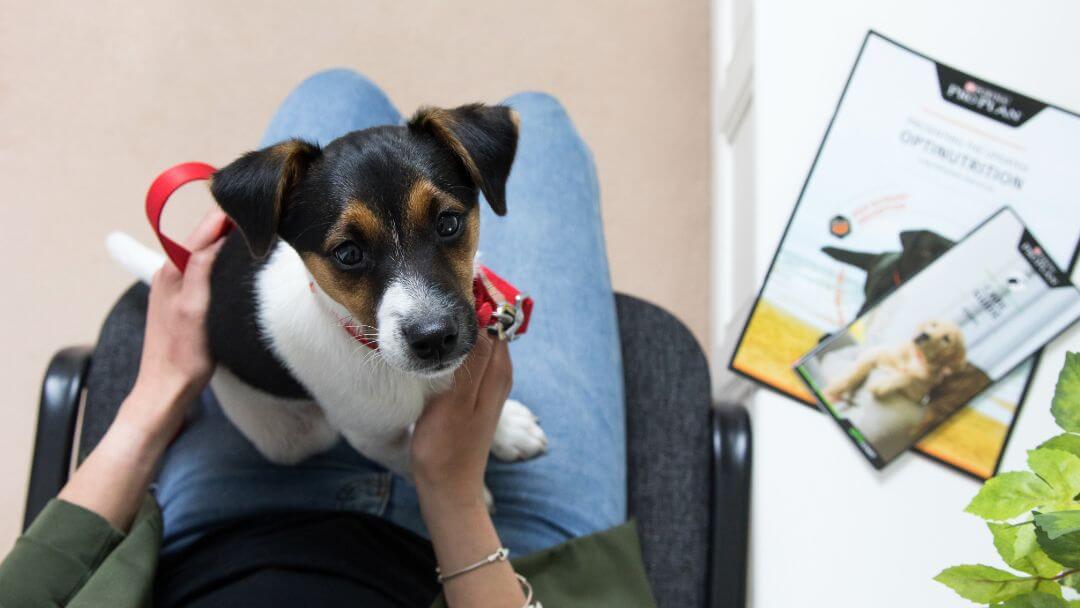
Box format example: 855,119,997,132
145,162,232,272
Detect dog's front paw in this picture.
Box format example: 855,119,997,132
491,399,547,462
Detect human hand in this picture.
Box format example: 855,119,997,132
411,335,512,506
123,209,228,443
58,208,227,532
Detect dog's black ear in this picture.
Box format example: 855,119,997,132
211,140,321,258
409,104,518,215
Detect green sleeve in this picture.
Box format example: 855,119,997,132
431,520,657,608
0,497,162,608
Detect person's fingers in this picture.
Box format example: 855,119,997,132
474,339,512,418
156,259,183,290
436,333,495,407
180,239,225,305
184,208,230,251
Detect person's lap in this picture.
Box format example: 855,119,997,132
154,69,626,557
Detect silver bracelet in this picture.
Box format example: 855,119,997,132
516,573,543,607
436,547,510,583
436,548,542,607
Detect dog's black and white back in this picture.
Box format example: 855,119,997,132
111,104,546,481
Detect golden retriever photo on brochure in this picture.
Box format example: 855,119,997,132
795,208,1080,468
824,319,967,405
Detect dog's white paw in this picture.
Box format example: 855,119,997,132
491,399,547,462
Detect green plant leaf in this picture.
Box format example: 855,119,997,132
935,565,1040,603
990,522,1064,577
1061,571,1080,590
1051,352,1080,433
1037,512,1080,540
993,591,1069,608
968,472,1056,520
1041,434,1080,460
1035,523,1080,568
1029,449,1080,502
1035,579,1064,598
991,591,1069,608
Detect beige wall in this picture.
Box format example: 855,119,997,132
0,1,710,548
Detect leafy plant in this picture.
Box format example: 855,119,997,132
936,352,1080,607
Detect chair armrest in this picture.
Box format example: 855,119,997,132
708,402,752,608
24,346,92,531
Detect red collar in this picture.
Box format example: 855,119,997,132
892,268,903,287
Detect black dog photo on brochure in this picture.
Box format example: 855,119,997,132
794,208,1080,469
728,30,1080,479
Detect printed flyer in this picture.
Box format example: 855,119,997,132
729,32,1080,479
794,208,1080,468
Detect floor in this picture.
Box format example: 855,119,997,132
0,1,710,549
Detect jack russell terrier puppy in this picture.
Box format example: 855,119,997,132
110,104,547,499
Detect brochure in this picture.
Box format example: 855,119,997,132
794,208,1080,468
728,31,1080,478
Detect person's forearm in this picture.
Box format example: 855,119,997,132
57,382,183,532
419,485,526,607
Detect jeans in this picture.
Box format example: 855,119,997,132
154,69,627,558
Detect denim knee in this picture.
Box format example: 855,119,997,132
501,91,569,119
295,68,381,96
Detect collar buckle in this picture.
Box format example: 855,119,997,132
491,293,529,341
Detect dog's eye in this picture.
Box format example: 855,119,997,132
436,212,462,238
942,336,950,343
332,242,365,269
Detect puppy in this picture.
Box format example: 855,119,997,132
824,319,967,406
117,104,547,490
823,230,954,315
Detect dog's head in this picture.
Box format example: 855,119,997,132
211,104,519,377
913,319,966,377
898,230,954,278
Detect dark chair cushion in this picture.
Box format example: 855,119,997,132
616,294,711,608
81,283,147,461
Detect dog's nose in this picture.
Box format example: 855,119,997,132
404,319,459,361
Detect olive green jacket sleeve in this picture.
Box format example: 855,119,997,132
0,496,655,608
0,497,161,608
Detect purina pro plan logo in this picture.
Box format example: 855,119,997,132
935,64,1045,127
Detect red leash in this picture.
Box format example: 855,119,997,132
145,162,234,272
146,162,532,349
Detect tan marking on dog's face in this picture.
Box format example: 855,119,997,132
404,179,479,303
915,320,966,371
299,200,387,332
453,205,481,300
327,201,385,247
302,252,379,331
404,179,439,234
